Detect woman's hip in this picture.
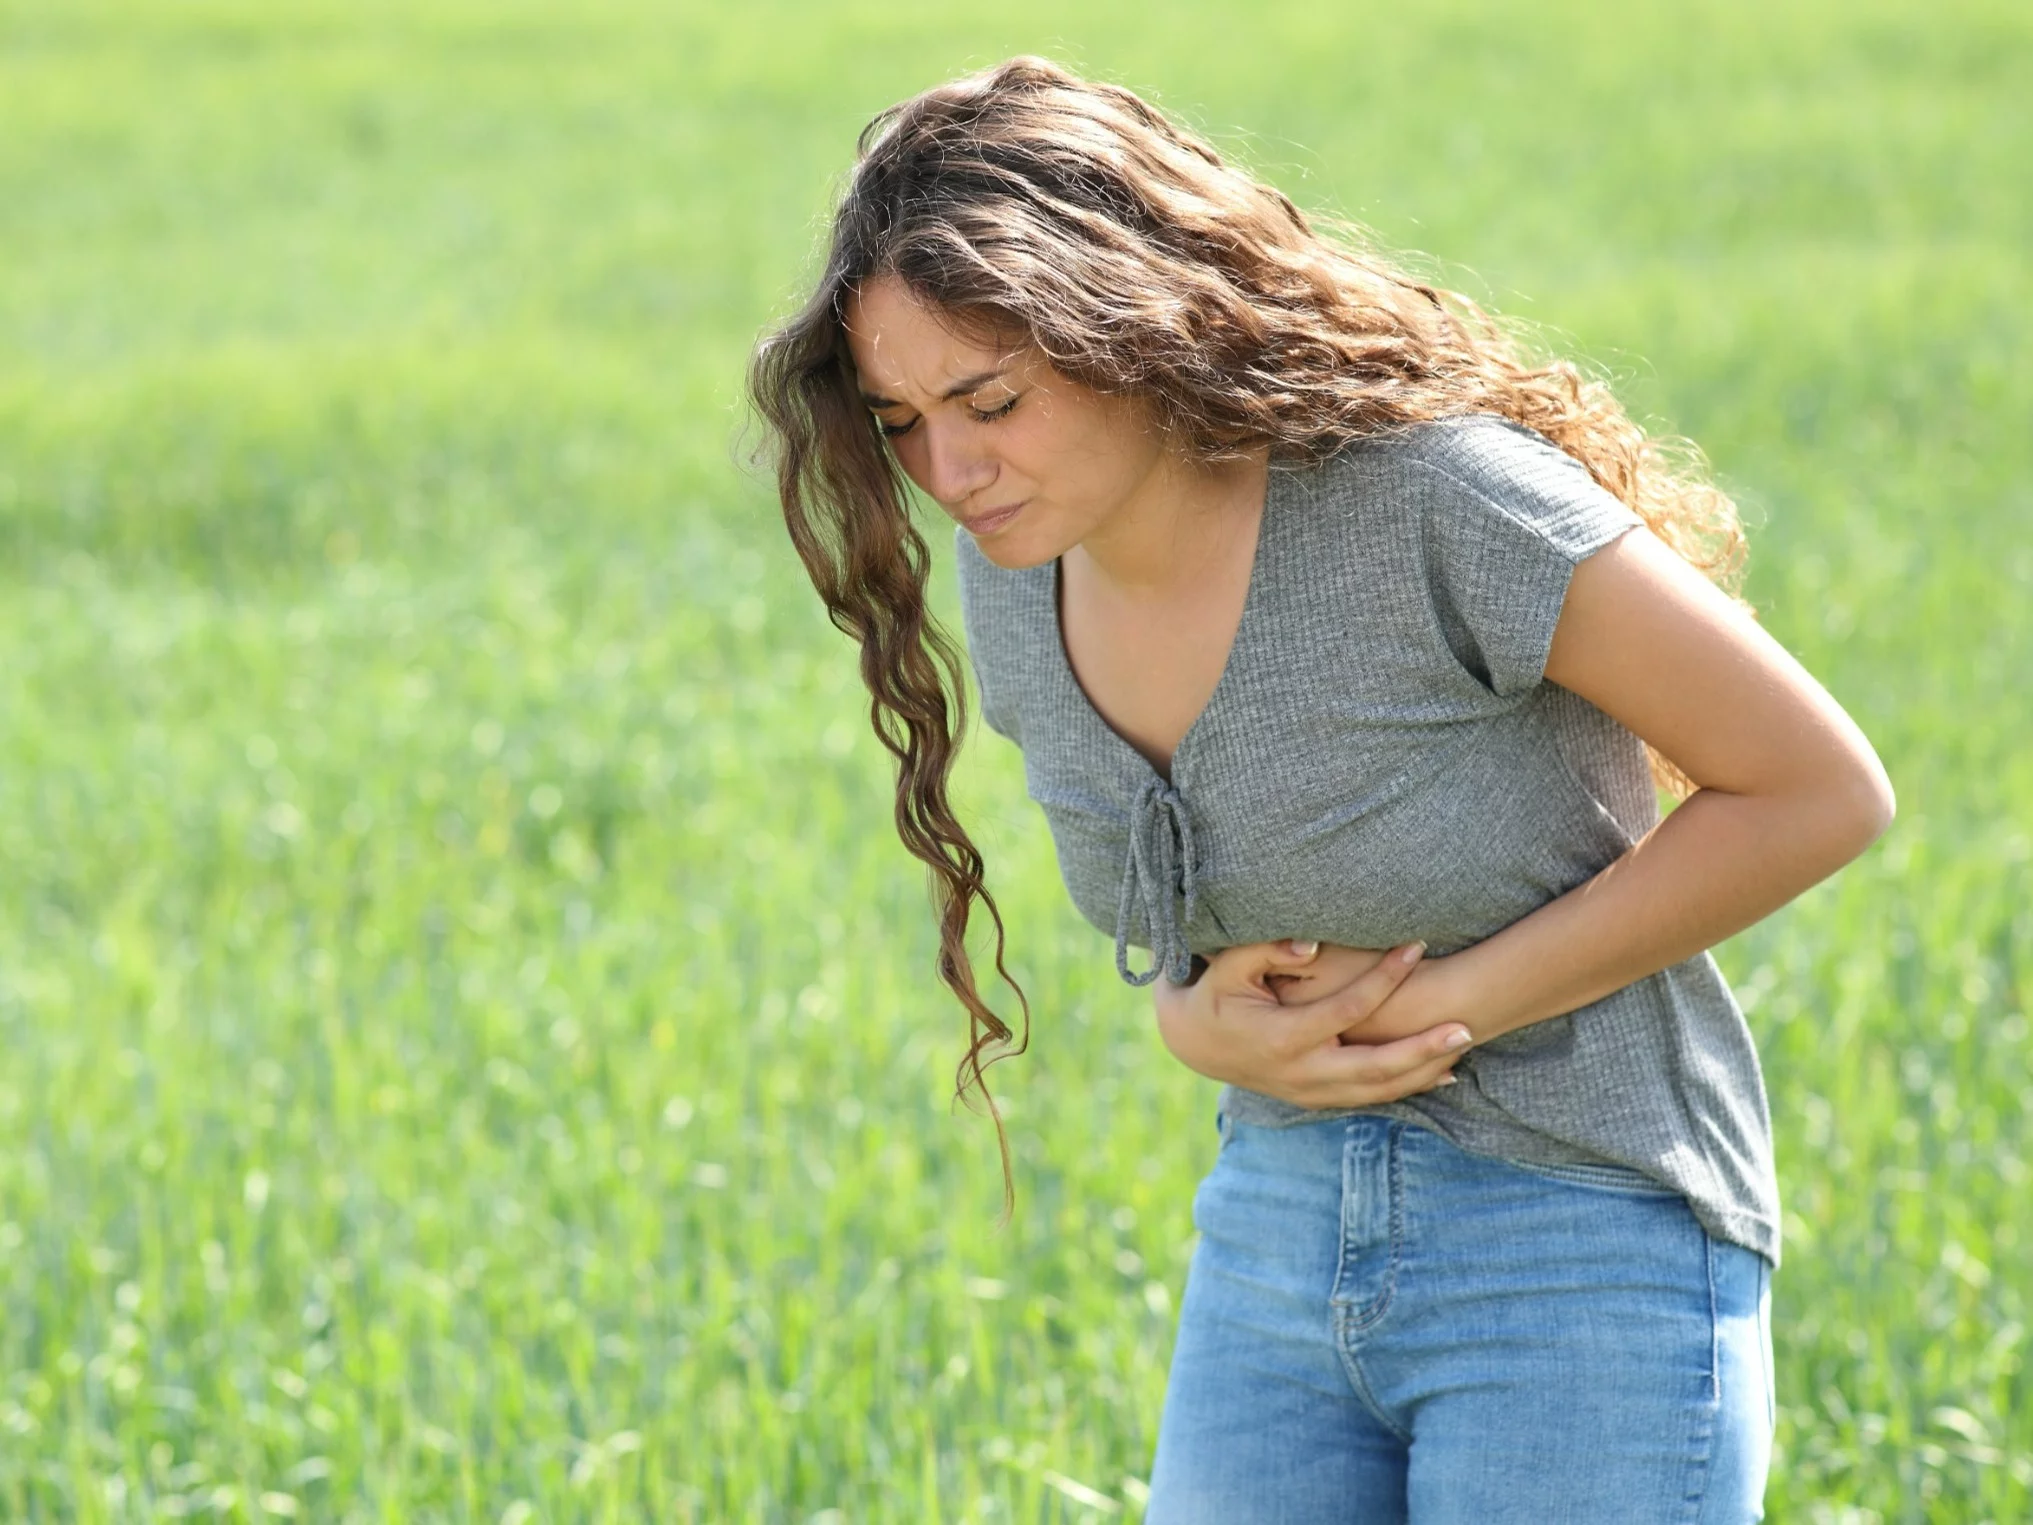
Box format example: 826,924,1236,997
1153,1111,1775,1522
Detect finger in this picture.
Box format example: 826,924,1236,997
1265,937,1321,968
1283,941,1426,1043
1347,1049,1462,1105
1298,1026,1467,1107
1398,1051,1465,1100
1207,937,1320,990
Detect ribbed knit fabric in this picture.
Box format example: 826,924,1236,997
954,413,1781,1268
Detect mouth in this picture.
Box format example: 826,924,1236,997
960,500,1026,537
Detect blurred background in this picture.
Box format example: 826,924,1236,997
1,1,2027,1519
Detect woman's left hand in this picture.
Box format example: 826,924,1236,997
1269,939,1475,1048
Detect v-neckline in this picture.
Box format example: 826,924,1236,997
1047,464,1285,787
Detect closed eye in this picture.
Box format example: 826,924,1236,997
873,394,1020,440
968,395,1020,424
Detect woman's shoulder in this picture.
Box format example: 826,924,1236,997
1305,412,1643,557
1316,411,1592,499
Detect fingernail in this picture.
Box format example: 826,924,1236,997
1288,939,1319,958
1437,1074,1458,1086
1445,1029,1472,1050
1399,941,1427,966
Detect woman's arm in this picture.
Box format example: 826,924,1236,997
1311,524,1895,1047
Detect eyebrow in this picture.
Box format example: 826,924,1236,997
858,367,1009,410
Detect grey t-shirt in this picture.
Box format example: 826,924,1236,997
954,413,1781,1268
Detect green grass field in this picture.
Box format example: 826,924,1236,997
2,1,2028,1519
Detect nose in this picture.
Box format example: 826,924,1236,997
916,414,997,508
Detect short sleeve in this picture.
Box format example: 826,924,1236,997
1414,417,1645,698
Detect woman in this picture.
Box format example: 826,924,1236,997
747,56,1892,1523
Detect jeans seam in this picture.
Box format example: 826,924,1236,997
1330,1122,1403,1329
1680,1233,1721,1521
1763,1260,1776,1435
1330,1122,1413,1444
1331,1313,1414,1447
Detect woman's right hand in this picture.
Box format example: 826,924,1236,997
1152,939,1472,1109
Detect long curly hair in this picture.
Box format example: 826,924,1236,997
746,55,1747,1218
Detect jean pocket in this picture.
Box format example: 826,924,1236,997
1500,1156,1686,1199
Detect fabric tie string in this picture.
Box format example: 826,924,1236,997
1114,776,1200,987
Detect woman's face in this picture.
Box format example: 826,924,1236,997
841,275,1170,570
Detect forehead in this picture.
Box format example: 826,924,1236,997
842,277,1020,399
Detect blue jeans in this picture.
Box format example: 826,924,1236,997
1146,1111,1775,1523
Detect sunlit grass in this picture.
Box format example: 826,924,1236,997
0,1,2027,1519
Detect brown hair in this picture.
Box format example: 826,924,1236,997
746,55,1747,1216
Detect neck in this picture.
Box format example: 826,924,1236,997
1068,445,1272,597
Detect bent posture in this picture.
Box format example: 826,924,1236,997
749,56,1891,1524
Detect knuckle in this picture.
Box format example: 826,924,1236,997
1321,991,1369,1031
1348,1048,1390,1083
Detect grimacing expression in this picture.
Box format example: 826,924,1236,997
842,275,1169,570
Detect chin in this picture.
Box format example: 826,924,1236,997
974,537,1053,571
967,523,1063,571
